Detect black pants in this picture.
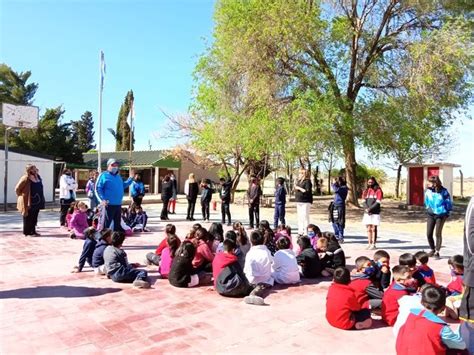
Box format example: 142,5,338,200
161,199,170,219
427,214,447,252
187,200,196,219
146,252,161,266
201,201,210,220
132,196,143,207
23,208,40,235
105,205,122,232
249,203,260,228
274,204,285,229
221,201,231,224
60,198,75,226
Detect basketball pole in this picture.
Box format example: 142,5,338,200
98,51,103,174
3,127,10,212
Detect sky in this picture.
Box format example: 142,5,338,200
1,0,473,177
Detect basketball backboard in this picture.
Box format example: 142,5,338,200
1,103,39,129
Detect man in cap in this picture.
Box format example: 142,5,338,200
96,158,134,231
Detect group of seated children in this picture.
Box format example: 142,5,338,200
66,201,97,239
325,249,468,353
121,203,149,234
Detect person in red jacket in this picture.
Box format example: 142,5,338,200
326,267,372,330
350,256,384,309
396,285,466,354
212,239,239,286
145,224,177,266
382,265,412,326
414,251,437,285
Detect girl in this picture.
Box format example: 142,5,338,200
192,227,214,272
259,221,277,256
208,222,224,253
200,179,213,222
272,237,300,284
168,172,178,214
69,201,89,239
275,224,293,250
158,234,180,278
59,169,77,227
294,168,313,235
65,201,77,231
362,176,383,250
169,241,199,288
146,224,177,266
184,173,199,221
296,236,321,278
307,224,322,249
130,173,145,207
85,170,99,209
237,226,250,257
330,176,348,243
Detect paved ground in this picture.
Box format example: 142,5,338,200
0,199,466,354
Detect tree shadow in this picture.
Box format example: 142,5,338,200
0,285,122,299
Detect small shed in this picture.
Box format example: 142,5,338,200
404,162,460,206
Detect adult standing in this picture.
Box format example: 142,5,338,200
168,172,178,214
130,173,145,207
160,174,173,221
424,175,452,259
184,173,198,221
460,196,473,352
247,176,262,229
294,168,313,235
59,168,77,227
219,175,232,226
85,170,99,209
362,176,383,250
15,164,45,237
96,159,134,231
330,176,348,243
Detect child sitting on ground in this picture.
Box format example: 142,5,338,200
372,249,391,290
399,253,425,289
71,227,97,273
271,237,300,285
121,207,130,227
243,230,274,306
259,221,277,255
130,205,149,232
382,265,412,326
158,234,180,279
103,232,150,288
168,241,199,288
218,230,245,268
69,201,89,239
209,222,224,253
326,266,372,330
350,256,384,310
318,233,346,276
92,228,113,275
145,224,176,266
296,236,321,278
213,239,251,297
414,251,437,285
306,224,322,249
192,227,214,272
65,201,77,231
447,254,464,296
396,285,466,354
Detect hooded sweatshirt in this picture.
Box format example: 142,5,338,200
212,252,238,286
96,171,133,205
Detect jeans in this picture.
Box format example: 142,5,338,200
248,203,260,228
110,266,148,283
146,252,161,266
187,200,196,219
105,205,122,232
274,204,286,229
332,223,344,239
60,198,75,226
427,214,447,252
201,201,210,220
89,197,98,210
221,201,231,224
23,208,40,235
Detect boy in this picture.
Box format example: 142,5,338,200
372,249,391,290
219,175,232,226
350,256,384,309
396,285,466,354
92,229,113,275
414,251,437,285
273,177,287,229
382,265,412,326
200,179,213,222
399,253,425,289
318,233,345,276
71,227,97,273
326,266,372,330
243,230,274,305
104,232,150,288
447,254,464,295
130,205,149,232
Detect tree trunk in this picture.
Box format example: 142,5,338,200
343,135,359,206
395,163,402,199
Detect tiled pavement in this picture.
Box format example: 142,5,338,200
0,201,466,354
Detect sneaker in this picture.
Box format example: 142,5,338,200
355,317,372,330
371,244,377,250
33,232,41,237
434,252,440,260
244,295,265,306
227,223,232,227
69,233,77,239
365,244,372,250
428,250,435,257
338,238,344,244
133,279,151,289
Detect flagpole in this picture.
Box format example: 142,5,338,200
98,51,104,173
129,97,133,176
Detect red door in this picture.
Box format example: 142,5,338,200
427,167,439,179
409,167,424,206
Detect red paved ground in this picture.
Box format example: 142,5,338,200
0,207,460,354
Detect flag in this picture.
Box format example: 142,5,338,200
100,51,106,91
127,99,135,131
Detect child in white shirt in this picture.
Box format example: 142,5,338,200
272,236,300,284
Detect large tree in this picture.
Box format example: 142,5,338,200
109,90,134,151
71,110,95,153
198,0,472,205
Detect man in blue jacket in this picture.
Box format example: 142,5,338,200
96,159,134,231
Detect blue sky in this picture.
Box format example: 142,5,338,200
1,0,473,177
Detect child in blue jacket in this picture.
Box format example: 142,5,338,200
274,177,286,229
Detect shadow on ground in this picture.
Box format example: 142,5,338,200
0,285,122,299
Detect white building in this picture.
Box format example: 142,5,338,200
0,147,55,204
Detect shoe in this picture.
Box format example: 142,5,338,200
371,244,377,250
428,250,435,257
434,252,440,260
355,318,372,330
190,218,195,221
33,232,41,236
144,258,152,266
244,295,265,306
365,244,371,250
133,279,151,289
227,223,232,227
337,238,344,244
186,217,190,221
69,233,77,239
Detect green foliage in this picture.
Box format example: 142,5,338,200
112,90,134,151
71,111,95,152
0,63,38,107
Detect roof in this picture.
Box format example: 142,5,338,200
0,145,56,161
403,162,461,168
82,150,181,169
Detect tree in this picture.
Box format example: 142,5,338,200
204,0,472,205
71,110,95,153
110,90,134,151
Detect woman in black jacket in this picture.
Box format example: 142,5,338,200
185,173,199,221
294,168,313,235
160,175,173,221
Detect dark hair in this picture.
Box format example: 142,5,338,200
336,176,346,186
392,265,410,281
111,231,126,247
297,236,311,250
259,220,270,230
276,177,285,185
219,177,225,182
250,230,264,246
428,175,443,191
414,251,429,265
177,241,196,260
399,253,417,267
209,223,224,242
448,255,464,271
355,256,371,270
368,176,379,187
223,239,237,252
277,224,292,235
373,250,390,261
236,229,248,246
307,224,321,235
165,223,176,235
421,285,446,312
167,234,180,258
192,223,202,230
195,227,209,242
163,175,170,182
263,228,275,245
276,236,290,250
84,227,97,240
322,231,338,243
333,267,350,285
100,228,113,241
187,223,202,239
68,201,78,214
225,230,237,243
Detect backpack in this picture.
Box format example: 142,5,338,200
215,262,251,298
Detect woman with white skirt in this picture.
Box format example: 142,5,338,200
294,168,313,235
362,176,383,250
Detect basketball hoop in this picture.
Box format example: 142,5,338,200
1,103,39,129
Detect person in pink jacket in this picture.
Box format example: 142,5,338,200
191,227,214,272
69,201,90,239
158,234,181,278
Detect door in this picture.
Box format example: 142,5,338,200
427,166,440,179
409,167,424,206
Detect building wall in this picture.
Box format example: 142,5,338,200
177,159,220,194
0,150,55,204
441,166,454,197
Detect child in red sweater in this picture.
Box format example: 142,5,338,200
350,256,384,310
326,266,372,330
192,227,214,272
145,224,176,266
382,265,412,326
415,251,437,285
447,255,464,296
